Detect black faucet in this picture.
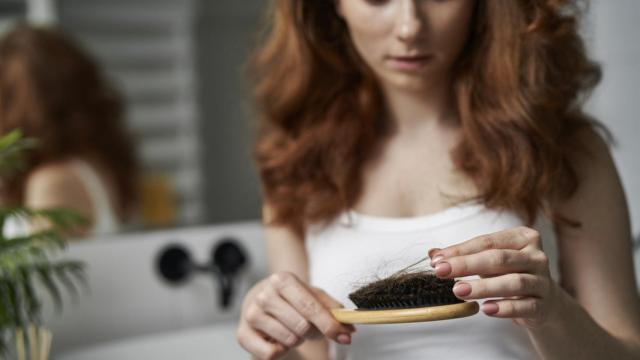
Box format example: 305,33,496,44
211,238,248,308
156,238,249,309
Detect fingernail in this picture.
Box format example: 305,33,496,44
452,282,472,297
482,302,499,315
435,262,451,277
337,333,351,344
430,255,444,266
428,248,441,258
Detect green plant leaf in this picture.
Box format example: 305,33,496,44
0,129,24,148
54,265,78,300
3,280,18,327
0,280,15,326
0,207,89,236
35,267,61,313
0,231,64,253
67,262,89,295
13,284,33,360
7,279,32,359
0,129,38,176
34,208,90,231
19,268,41,321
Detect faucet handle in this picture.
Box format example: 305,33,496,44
212,238,248,274
157,244,192,284
211,238,249,308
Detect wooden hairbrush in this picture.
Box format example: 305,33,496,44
330,257,479,324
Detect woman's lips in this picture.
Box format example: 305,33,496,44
387,54,433,71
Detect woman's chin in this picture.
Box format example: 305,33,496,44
383,74,434,93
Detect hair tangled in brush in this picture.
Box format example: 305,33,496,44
348,271,463,310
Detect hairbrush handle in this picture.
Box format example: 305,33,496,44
330,301,479,325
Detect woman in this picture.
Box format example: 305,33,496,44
0,24,138,237
238,1,640,359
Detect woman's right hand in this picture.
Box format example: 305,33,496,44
236,271,356,360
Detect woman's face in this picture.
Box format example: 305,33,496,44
336,0,476,91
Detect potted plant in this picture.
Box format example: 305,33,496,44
0,130,87,360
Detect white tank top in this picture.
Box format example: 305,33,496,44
305,200,559,360
68,159,121,236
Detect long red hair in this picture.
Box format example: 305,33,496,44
250,0,604,239
0,24,138,218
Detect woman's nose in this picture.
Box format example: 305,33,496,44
395,0,423,43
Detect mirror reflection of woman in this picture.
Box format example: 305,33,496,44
238,1,640,359
0,24,138,238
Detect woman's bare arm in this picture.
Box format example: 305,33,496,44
261,204,330,360
529,129,640,358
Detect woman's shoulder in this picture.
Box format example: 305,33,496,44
26,159,84,190
569,125,612,164
24,158,93,214
550,124,622,219
27,157,113,189
563,125,616,195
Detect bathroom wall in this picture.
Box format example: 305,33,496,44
588,0,640,237
581,0,640,286
194,0,265,224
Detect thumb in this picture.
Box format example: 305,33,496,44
311,287,357,332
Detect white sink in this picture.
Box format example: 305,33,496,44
57,322,247,360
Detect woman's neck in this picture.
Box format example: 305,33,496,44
381,76,458,137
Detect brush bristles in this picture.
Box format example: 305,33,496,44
349,271,463,310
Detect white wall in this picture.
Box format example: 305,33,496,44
586,0,640,286
194,0,265,224
26,0,57,25
589,0,640,236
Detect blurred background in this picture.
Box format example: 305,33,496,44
0,0,637,359
1,0,266,233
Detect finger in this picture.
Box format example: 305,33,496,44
311,287,343,309
481,298,546,323
237,322,288,360
452,273,547,300
258,329,291,359
478,273,502,279
430,227,541,263
435,249,549,278
311,287,357,332
258,287,313,338
269,273,354,342
250,311,301,348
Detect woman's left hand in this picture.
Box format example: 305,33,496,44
428,226,563,329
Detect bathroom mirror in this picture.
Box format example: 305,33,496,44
0,0,268,237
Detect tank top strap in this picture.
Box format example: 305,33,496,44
68,159,120,235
